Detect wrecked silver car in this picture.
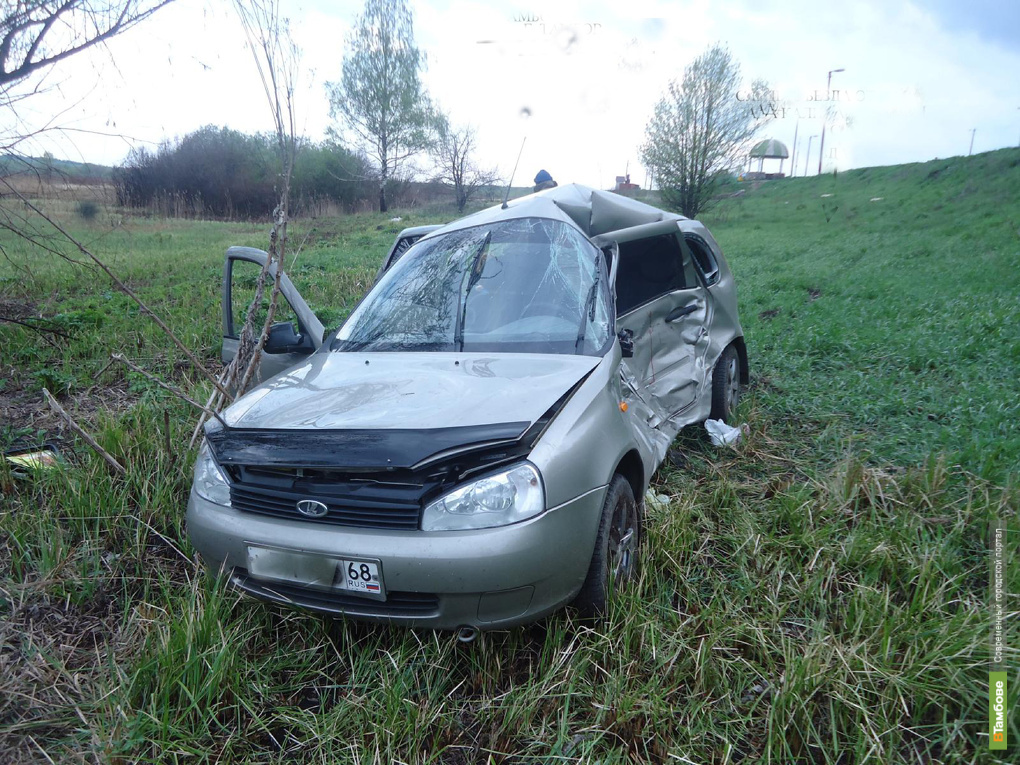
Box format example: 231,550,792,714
187,184,747,630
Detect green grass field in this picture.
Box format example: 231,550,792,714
1,149,1018,763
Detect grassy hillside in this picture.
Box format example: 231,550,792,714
703,149,1020,484
0,149,1017,763
0,154,114,181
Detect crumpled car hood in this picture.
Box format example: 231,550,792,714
223,351,600,431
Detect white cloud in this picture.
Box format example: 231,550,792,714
11,0,1018,185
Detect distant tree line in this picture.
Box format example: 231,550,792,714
113,126,381,218
113,0,503,220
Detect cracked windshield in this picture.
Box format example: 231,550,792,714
334,218,611,354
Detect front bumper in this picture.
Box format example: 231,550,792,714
186,485,606,630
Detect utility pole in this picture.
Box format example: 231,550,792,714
969,128,976,156
790,120,799,178
818,68,845,175
805,135,818,177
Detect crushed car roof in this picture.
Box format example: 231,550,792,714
433,183,687,240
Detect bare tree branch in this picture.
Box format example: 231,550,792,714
0,314,70,345
430,115,500,212
43,388,126,475
227,0,299,400
111,353,228,428
0,1,176,90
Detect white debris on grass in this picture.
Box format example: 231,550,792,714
705,418,743,446
870,197,884,202
644,490,671,512
820,193,834,198
389,217,402,222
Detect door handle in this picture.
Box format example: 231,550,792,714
665,304,699,323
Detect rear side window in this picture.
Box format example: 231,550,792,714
615,234,687,314
685,236,720,286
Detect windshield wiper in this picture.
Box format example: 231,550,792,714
334,336,374,352
575,255,602,354
454,230,492,352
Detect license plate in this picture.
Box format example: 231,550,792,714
336,558,385,600
246,546,386,601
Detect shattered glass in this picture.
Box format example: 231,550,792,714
334,218,611,355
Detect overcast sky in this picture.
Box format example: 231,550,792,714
9,0,1020,188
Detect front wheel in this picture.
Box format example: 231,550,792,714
573,475,640,619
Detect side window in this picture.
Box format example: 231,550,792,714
679,240,700,289
615,234,686,315
685,236,720,286
228,259,301,339
386,235,423,270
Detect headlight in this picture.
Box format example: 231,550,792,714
422,463,544,531
193,440,231,506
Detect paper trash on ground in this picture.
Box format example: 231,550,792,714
644,490,671,512
705,419,743,446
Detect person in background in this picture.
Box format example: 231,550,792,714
533,169,558,192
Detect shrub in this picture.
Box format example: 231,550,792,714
76,200,99,221
113,126,376,219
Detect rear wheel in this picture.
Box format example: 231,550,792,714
710,344,741,423
573,475,640,618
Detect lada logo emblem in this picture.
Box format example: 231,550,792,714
295,499,329,518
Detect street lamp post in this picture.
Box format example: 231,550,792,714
805,135,818,177
817,68,845,175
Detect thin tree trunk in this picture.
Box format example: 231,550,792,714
379,135,389,212
43,389,126,475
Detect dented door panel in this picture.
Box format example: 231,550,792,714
616,300,658,405
599,218,740,463
678,219,744,390
655,287,713,413
655,235,716,412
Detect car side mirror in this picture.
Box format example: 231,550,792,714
617,328,634,358
265,321,311,354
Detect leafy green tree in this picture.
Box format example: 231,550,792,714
641,44,773,217
325,0,433,212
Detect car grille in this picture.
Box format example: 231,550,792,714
231,569,440,618
228,466,439,530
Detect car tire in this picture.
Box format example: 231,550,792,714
710,344,741,423
573,474,640,619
